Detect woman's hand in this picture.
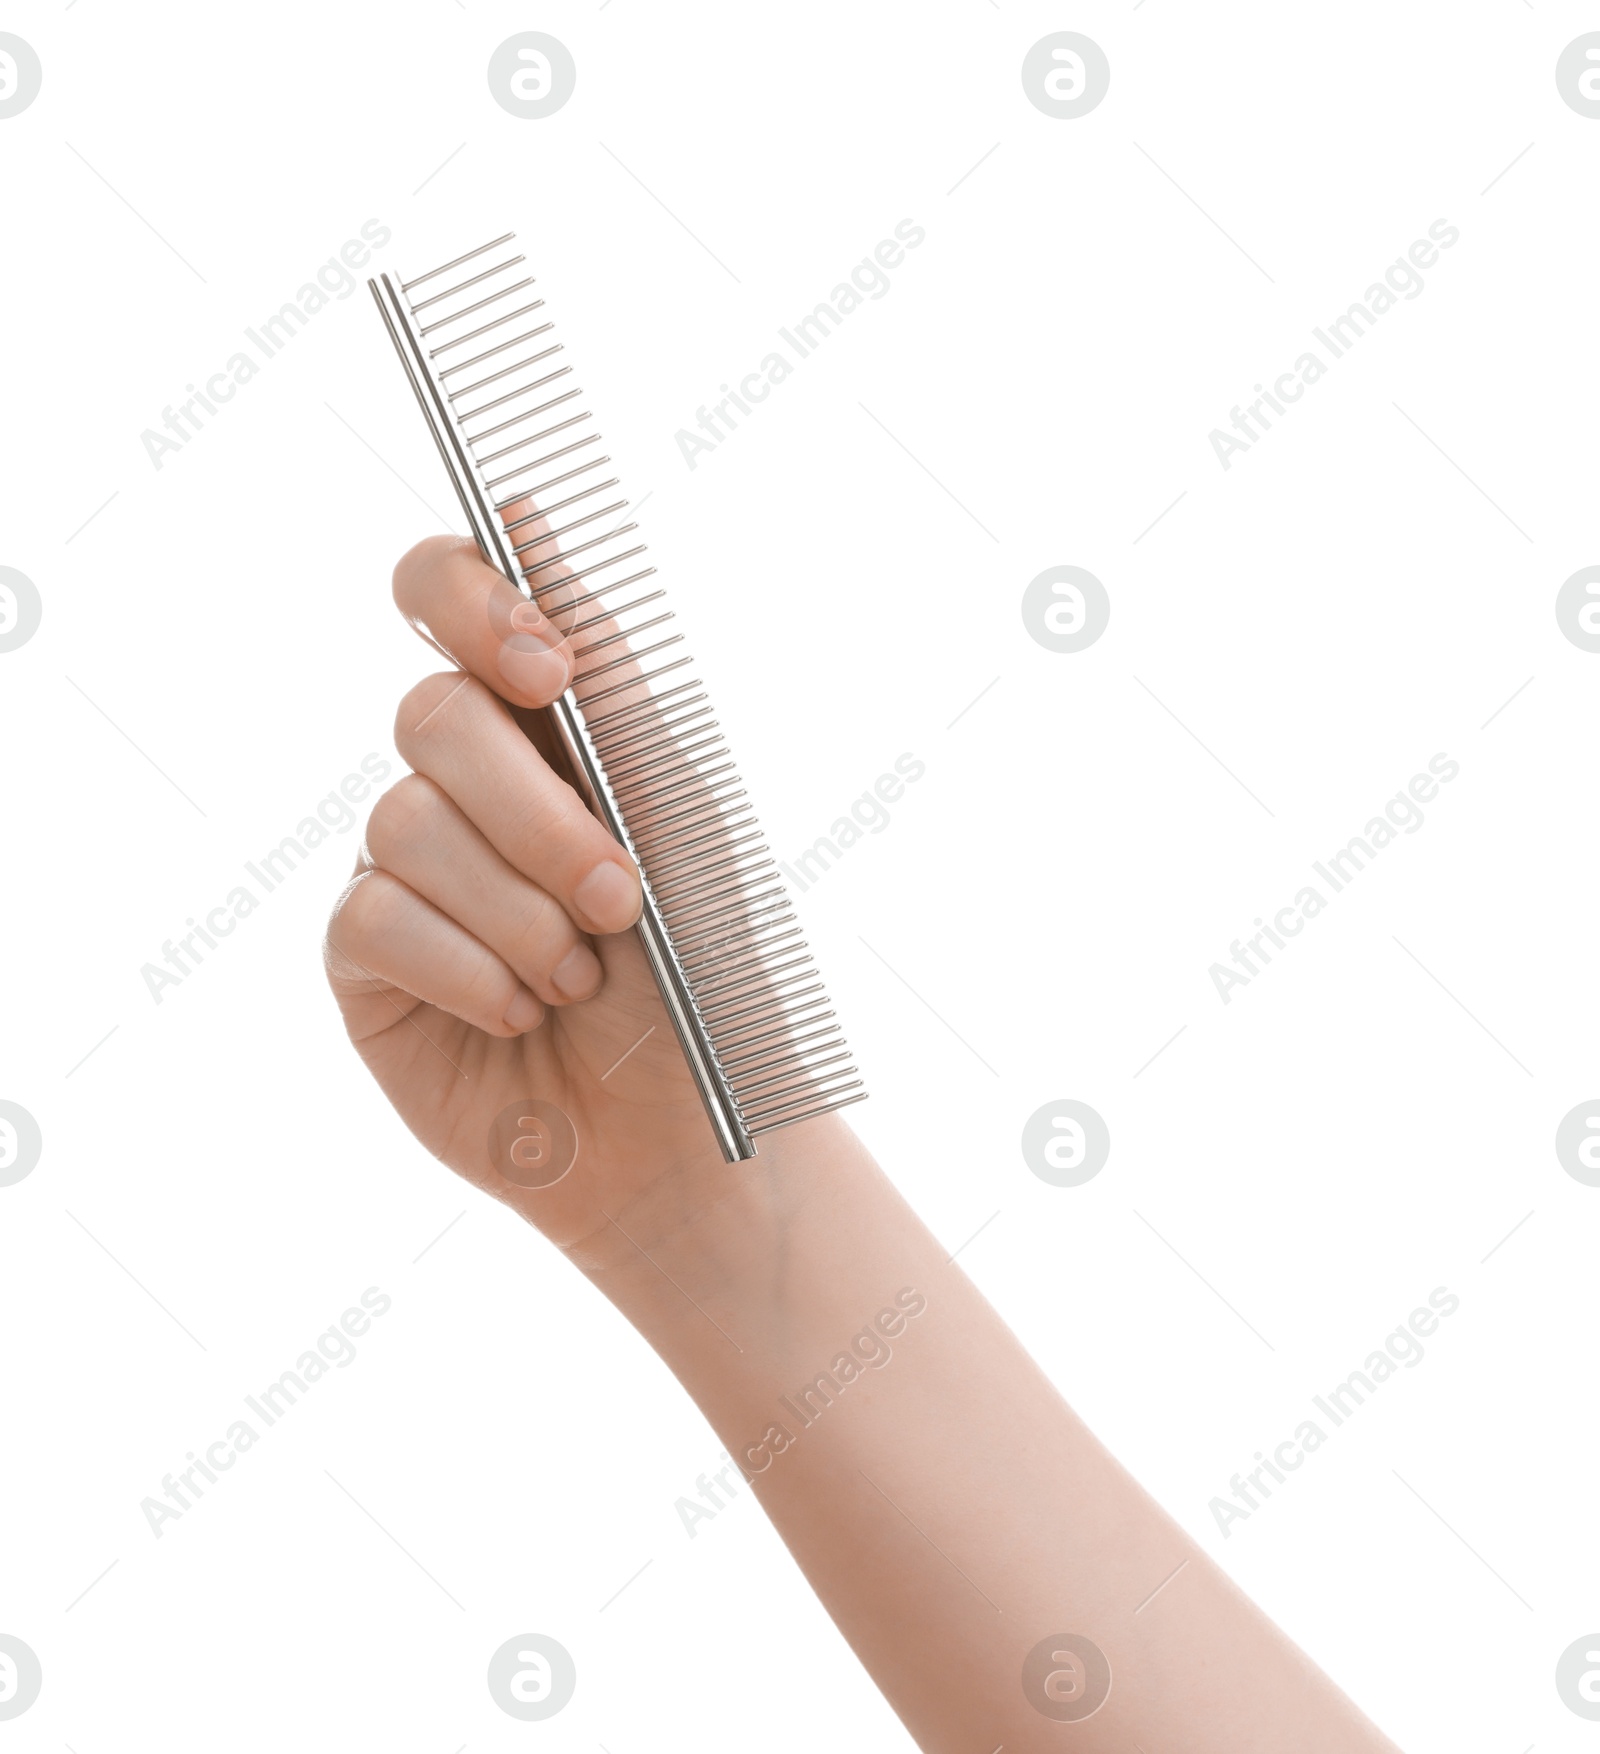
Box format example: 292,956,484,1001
322,501,726,1253
323,514,1403,1754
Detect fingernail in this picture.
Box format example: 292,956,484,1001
551,943,603,1000
503,987,544,1033
573,860,642,933
496,631,569,699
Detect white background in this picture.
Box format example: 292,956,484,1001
1,3,1596,1749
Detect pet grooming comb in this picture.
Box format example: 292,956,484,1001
369,234,864,1162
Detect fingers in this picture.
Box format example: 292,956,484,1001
327,869,545,1038
393,533,577,710
386,500,644,980
394,672,643,937
363,774,603,1006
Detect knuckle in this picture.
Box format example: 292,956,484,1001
392,534,477,616
393,670,490,757
506,887,566,965
364,773,447,869
325,869,399,966
505,775,589,856
462,959,515,1021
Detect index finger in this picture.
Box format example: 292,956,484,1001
391,484,630,711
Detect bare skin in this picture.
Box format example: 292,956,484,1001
323,504,1403,1752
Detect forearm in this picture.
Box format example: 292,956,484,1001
569,1117,1399,1752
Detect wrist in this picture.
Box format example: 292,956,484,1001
562,1115,906,1407
565,1112,853,1298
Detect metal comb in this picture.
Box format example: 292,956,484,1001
369,233,865,1162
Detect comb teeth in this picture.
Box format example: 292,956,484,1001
370,235,865,1160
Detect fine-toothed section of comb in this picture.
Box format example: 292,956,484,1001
392,235,865,1138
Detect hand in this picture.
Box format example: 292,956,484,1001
323,520,1401,1754
323,501,729,1253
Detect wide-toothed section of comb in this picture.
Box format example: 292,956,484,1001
398,237,863,1134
